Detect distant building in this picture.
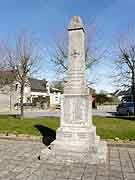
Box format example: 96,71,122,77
114,88,132,102
0,71,62,111
16,78,62,109
88,87,96,108
0,70,17,111
49,87,61,107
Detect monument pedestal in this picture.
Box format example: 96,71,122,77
41,140,107,164
41,95,107,164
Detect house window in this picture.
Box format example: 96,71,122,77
55,96,59,101
27,97,31,103
15,84,18,91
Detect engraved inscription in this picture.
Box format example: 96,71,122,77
77,132,88,139
63,132,72,138
62,96,89,126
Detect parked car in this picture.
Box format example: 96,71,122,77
14,103,35,106
56,104,61,109
14,103,35,109
116,102,135,115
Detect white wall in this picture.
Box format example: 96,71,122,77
0,91,17,112
0,93,10,111
50,92,61,106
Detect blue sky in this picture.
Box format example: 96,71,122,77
0,0,135,92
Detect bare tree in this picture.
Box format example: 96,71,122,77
0,43,8,73
0,69,16,111
50,24,105,81
114,31,135,115
4,33,41,119
51,44,98,74
0,42,16,111
51,41,68,76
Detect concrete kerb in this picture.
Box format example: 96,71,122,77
107,142,135,148
0,134,135,148
0,134,42,142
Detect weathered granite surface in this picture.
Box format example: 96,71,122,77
64,16,87,95
41,16,107,164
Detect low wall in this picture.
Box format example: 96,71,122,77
96,105,117,112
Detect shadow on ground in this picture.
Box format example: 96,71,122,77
34,125,56,146
106,115,135,121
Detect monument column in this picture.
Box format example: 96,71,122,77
41,16,107,164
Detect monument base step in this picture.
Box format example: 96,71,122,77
40,140,107,164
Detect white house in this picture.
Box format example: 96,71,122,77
49,87,61,107
0,71,62,111
15,78,62,108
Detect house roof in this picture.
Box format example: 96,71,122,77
0,70,16,77
29,78,48,93
50,87,62,93
88,87,96,95
0,70,16,86
114,88,132,97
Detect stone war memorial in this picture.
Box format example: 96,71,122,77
41,16,107,164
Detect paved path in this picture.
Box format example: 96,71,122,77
0,139,135,180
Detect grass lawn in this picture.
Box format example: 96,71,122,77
0,115,135,140
93,116,135,140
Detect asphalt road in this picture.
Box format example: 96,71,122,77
0,108,116,118
24,111,61,118
23,110,116,118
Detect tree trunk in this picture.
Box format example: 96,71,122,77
132,69,135,116
20,83,24,120
9,86,12,112
132,86,135,116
